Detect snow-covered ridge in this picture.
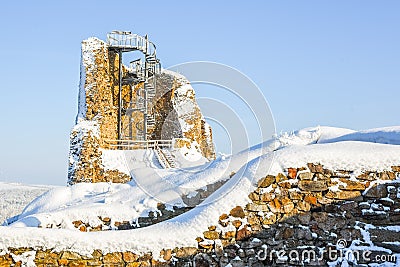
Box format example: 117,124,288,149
162,68,188,83
274,126,400,147
1,126,400,259
318,126,400,145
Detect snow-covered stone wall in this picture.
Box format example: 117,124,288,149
193,164,400,266
68,37,215,184
2,165,399,266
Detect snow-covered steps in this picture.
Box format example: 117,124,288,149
154,148,176,169
161,149,176,168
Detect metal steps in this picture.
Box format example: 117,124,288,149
161,149,176,168
106,31,163,142
147,115,156,127
154,148,176,169
107,31,157,58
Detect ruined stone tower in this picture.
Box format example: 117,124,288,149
68,33,215,184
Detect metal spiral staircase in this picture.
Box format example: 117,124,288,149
106,30,161,141
105,31,176,168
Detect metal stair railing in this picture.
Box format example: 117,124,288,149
104,139,173,150
107,31,157,56
154,147,169,169
154,147,176,169
107,30,161,142
161,148,176,168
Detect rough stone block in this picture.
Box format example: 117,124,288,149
123,252,139,263
222,230,236,239
307,163,324,173
289,190,303,200
257,175,275,188
175,247,197,259
248,192,259,201
297,201,311,212
338,178,366,190
298,172,313,180
325,190,361,200
103,252,123,264
298,180,328,192
230,206,245,218
203,230,220,240
304,195,318,205
276,173,287,183
236,226,252,241
61,251,81,260
262,213,277,225
246,203,269,212
365,184,388,198
267,199,281,213
260,192,275,202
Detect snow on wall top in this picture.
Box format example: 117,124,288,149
76,37,107,123
2,126,400,259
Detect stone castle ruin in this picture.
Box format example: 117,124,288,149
68,31,215,184
1,32,399,267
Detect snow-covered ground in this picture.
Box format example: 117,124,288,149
6,143,268,230
1,126,400,259
0,183,55,224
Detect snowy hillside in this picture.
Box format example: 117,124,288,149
1,126,400,260
0,183,55,224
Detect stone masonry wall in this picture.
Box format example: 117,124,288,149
68,38,130,184
3,165,399,266
68,37,215,184
154,72,216,160
192,164,400,266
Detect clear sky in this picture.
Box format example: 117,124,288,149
0,1,399,185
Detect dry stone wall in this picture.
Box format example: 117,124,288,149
192,164,400,266
3,164,399,266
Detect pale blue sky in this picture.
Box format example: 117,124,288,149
0,1,399,185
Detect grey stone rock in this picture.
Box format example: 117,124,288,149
298,172,313,180
365,184,388,198
298,180,328,192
